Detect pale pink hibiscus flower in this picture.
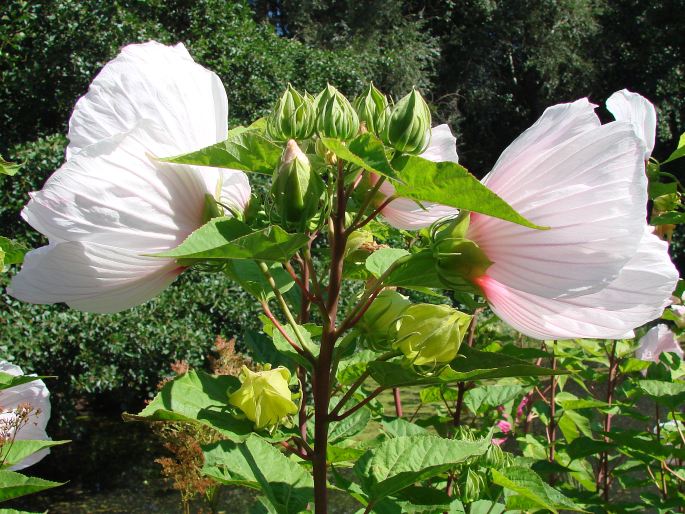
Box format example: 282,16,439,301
8,42,250,313
0,362,51,470
636,324,683,363
371,124,460,229
467,95,678,339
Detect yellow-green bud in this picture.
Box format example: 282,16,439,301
432,213,492,289
359,290,411,348
653,192,681,213
395,303,471,366
353,82,389,136
267,84,316,141
272,140,324,230
316,85,359,141
382,89,431,154
461,468,485,504
228,366,298,429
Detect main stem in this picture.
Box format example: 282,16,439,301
597,340,618,501
548,341,558,486
312,159,348,514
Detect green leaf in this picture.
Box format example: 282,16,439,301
0,155,20,176
0,440,69,469
327,444,366,464
262,319,320,370
365,248,409,277
321,133,399,180
353,434,491,505
637,380,685,410
464,385,524,413
153,217,309,262
469,500,506,514
0,470,64,502
125,370,255,441
226,260,295,303
418,385,457,404
381,417,430,438
0,373,51,391
158,131,282,174
663,133,685,164
0,237,28,269
202,436,313,514
567,437,615,460
558,410,592,443
383,251,446,290
648,181,677,199
392,155,544,229
650,211,685,225
329,404,371,444
491,466,585,513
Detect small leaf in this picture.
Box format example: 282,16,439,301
0,373,52,391
226,260,295,303
392,154,544,229
662,132,685,164
321,133,398,180
650,211,685,225
365,248,409,277
158,131,281,175
490,466,585,513
0,237,29,269
0,470,64,502
0,155,20,176
153,217,309,262
0,440,69,469
202,436,313,514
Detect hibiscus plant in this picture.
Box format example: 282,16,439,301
4,42,684,513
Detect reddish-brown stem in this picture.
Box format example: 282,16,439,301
330,369,371,418
548,342,558,485
350,196,395,232
393,388,403,417
260,302,314,363
597,340,618,501
331,387,383,421
285,261,318,305
337,287,383,336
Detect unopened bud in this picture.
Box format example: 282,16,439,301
461,468,485,504
267,84,316,141
432,213,492,289
228,366,298,429
359,290,411,348
272,140,324,230
395,303,471,366
353,83,389,136
382,89,431,154
316,85,359,141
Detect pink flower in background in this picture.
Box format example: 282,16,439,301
466,94,678,340
0,362,51,470
636,324,683,363
8,42,250,313
492,418,512,446
371,124,459,230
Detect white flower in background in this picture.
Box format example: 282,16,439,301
371,124,459,229
636,324,683,363
0,362,51,470
8,42,251,313
466,94,678,339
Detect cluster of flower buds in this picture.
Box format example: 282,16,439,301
228,365,299,430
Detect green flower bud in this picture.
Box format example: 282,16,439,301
395,303,471,366
272,140,324,230
359,290,411,348
267,84,316,141
316,85,359,141
432,213,492,289
353,82,389,136
653,192,681,213
382,88,431,154
228,366,299,429
461,468,485,504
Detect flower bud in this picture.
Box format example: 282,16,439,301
272,140,324,230
432,213,492,289
353,83,389,136
358,290,411,348
316,85,359,141
228,365,299,429
395,303,471,366
461,468,485,504
382,89,431,154
267,84,316,141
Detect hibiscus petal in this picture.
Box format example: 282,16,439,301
67,41,228,159
606,89,656,159
420,124,459,163
476,228,678,340
23,121,214,252
636,325,683,362
468,121,647,298
7,242,182,313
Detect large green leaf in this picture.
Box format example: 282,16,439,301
490,467,584,513
202,436,313,514
353,434,490,505
321,133,398,180
125,370,255,441
392,155,543,229
637,380,685,410
365,248,409,277
153,217,308,262
226,260,295,303
0,470,64,502
0,373,51,391
464,385,524,413
0,237,28,269
158,131,281,175
383,251,449,290
0,440,69,469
